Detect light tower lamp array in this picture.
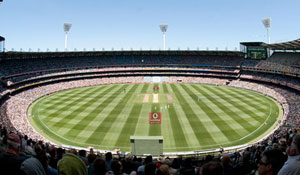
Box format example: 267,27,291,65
262,18,271,44
64,23,72,51
160,24,168,50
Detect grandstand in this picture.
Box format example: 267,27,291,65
0,40,300,174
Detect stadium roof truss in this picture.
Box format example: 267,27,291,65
262,38,300,50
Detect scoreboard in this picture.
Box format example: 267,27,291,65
247,46,267,59
240,42,268,59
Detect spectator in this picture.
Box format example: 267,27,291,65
56,147,65,161
57,153,88,175
122,153,137,175
234,151,255,175
257,149,285,175
25,139,35,155
221,154,233,175
21,135,28,152
110,160,123,175
137,155,153,175
157,164,170,175
144,162,156,175
48,145,58,170
0,133,25,175
135,157,142,170
163,159,178,175
201,161,224,175
278,134,300,175
79,149,89,166
171,158,180,170
87,153,97,175
35,147,58,175
94,158,107,175
179,158,194,175
105,152,113,171
21,157,46,175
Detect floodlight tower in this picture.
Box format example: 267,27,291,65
64,23,72,51
160,24,168,50
262,18,271,44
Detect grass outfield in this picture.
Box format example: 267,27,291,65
28,83,282,152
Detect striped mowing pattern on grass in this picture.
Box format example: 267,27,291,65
30,83,280,152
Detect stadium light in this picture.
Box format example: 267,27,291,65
159,24,168,50
262,18,271,44
64,23,72,51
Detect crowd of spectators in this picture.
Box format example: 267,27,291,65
255,61,300,75
266,52,300,68
2,67,239,87
240,71,300,91
0,54,243,77
241,52,300,75
1,130,300,175
169,77,228,86
176,55,243,67
241,59,260,68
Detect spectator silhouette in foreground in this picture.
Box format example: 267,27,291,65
57,152,88,175
180,158,194,175
234,151,255,175
106,152,113,171
110,160,123,175
137,155,153,175
257,149,285,175
201,161,223,175
144,162,156,175
21,157,46,175
221,154,233,175
122,153,138,174
278,134,300,175
94,158,107,175
0,133,25,175
87,153,97,175
157,164,171,175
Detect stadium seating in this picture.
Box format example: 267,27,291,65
255,52,300,74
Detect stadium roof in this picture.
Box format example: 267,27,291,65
240,42,265,47
261,38,300,50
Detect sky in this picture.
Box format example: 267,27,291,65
0,0,299,51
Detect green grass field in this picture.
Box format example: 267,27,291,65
28,83,281,152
